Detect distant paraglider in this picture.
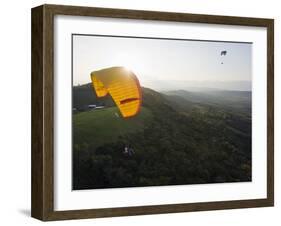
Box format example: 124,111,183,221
221,50,227,56
90,66,142,118
220,50,227,64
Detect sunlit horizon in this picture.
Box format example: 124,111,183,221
73,35,252,91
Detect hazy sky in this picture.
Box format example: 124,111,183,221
73,35,252,90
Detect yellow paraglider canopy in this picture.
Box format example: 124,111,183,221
90,67,142,118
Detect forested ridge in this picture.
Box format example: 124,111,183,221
73,84,251,190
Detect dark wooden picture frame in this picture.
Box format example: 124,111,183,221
31,4,274,221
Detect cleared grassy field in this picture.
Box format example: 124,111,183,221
73,106,153,149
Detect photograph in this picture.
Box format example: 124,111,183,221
72,34,252,190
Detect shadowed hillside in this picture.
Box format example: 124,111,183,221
73,83,115,110
73,84,252,190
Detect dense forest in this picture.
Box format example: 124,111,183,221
72,84,251,190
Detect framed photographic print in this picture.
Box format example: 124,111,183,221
31,4,274,221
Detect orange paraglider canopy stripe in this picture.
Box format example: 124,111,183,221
127,72,142,118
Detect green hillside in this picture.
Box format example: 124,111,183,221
73,85,252,190
73,106,153,150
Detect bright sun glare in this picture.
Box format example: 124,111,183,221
110,54,142,75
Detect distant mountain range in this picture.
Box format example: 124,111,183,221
73,83,251,116
164,89,251,116
141,80,251,92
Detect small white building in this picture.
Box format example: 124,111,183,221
88,104,97,109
